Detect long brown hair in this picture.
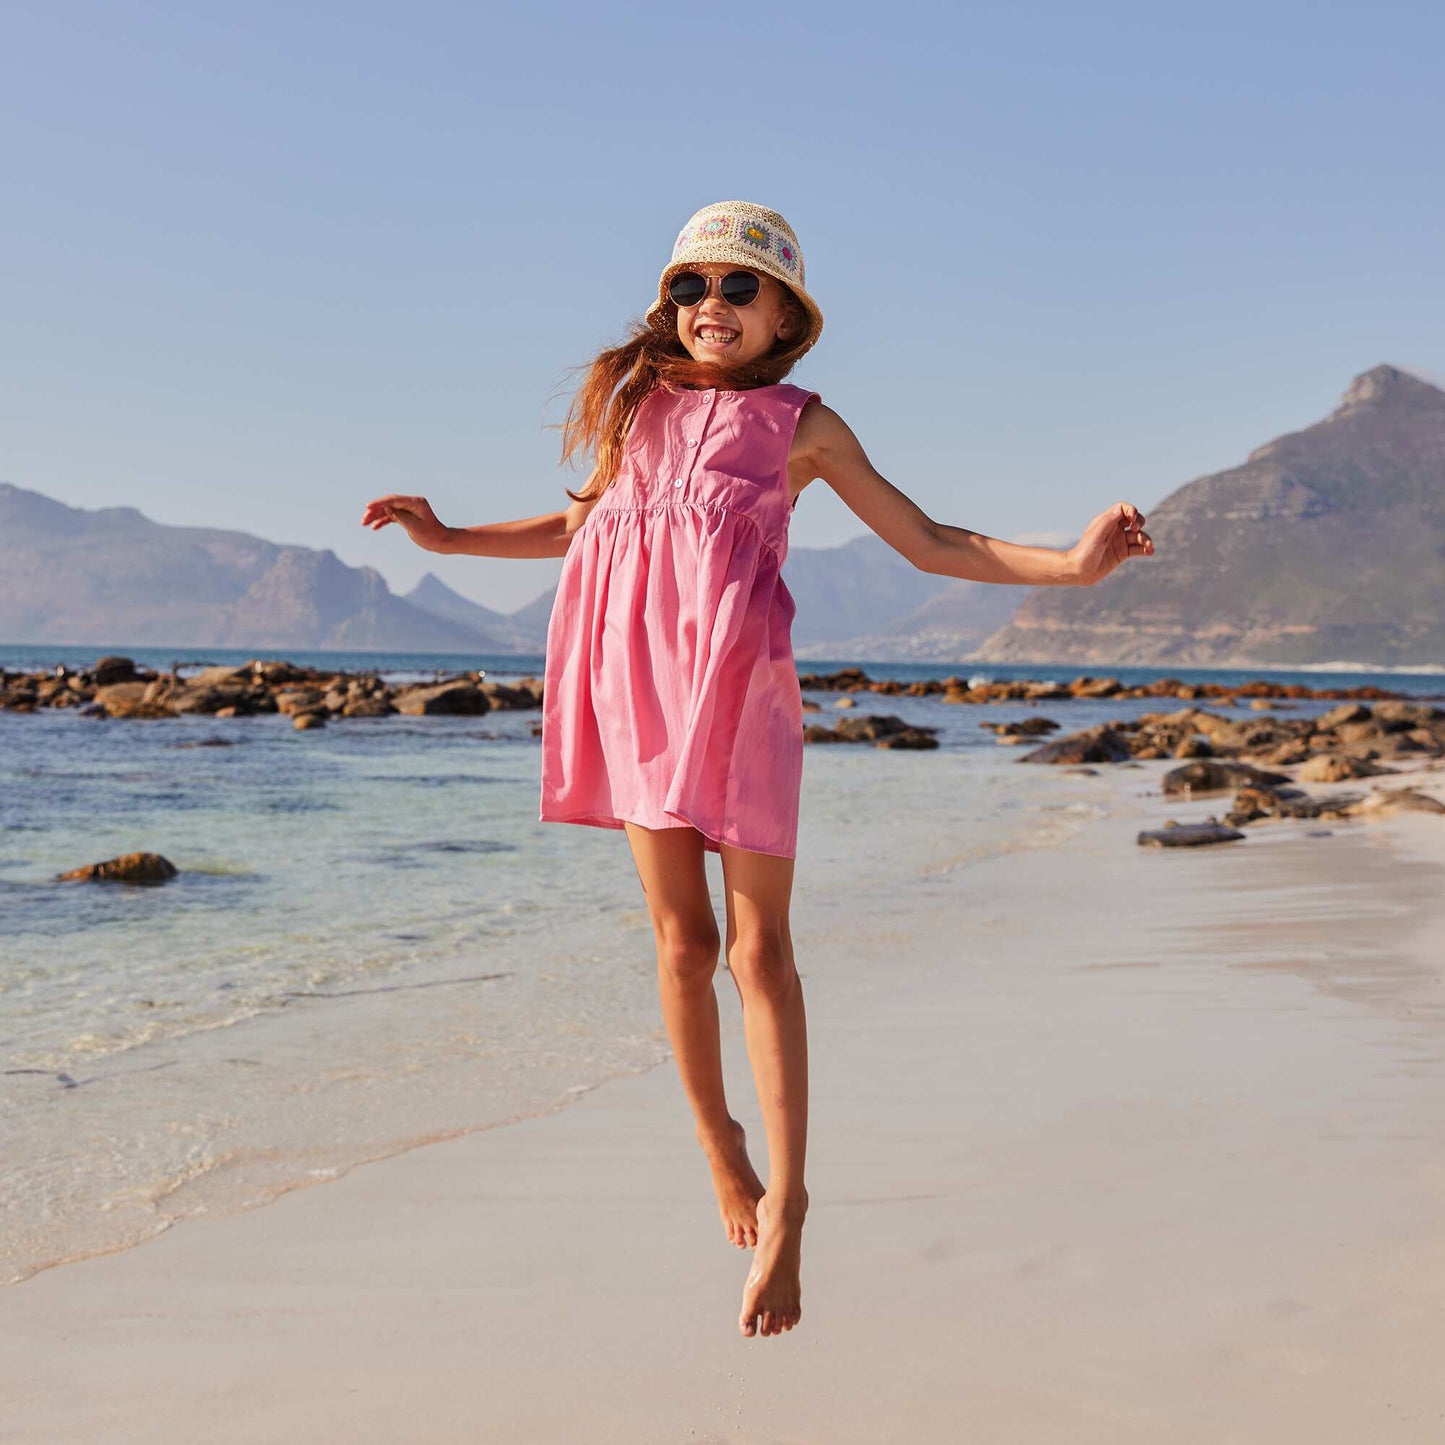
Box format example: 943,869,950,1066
559,289,811,503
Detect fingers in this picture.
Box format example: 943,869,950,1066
360,495,428,530
1113,502,1153,557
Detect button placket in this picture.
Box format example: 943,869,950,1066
672,390,715,494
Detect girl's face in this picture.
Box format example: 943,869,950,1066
672,264,800,366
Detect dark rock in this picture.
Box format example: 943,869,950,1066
1225,784,1364,826
293,711,327,730
1137,819,1246,848
1161,760,1290,795
831,714,920,742
89,656,141,686
393,680,492,716
876,727,940,750
480,680,542,709
1019,726,1133,765
981,717,1059,736
59,851,178,884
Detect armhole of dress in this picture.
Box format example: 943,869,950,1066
784,390,822,511
785,389,822,452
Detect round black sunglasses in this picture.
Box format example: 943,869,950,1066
667,269,764,310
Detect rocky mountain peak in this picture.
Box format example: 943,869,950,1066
1333,364,1444,418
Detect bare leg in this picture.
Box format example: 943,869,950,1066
719,841,809,1339
623,823,765,1248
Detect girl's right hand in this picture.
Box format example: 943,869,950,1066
360,494,451,553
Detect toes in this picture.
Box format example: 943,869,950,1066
739,1315,756,1337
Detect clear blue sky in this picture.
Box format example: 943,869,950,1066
3,1,1441,612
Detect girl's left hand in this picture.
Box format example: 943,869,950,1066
1068,502,1154,585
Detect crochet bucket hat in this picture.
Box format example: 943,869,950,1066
646,200,824,358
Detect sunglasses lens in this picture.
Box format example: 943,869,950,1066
720,271,762,306
667,272,708,308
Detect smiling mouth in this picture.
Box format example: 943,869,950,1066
696,328,739,347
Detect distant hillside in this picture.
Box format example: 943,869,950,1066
1,483,1020,660
0,485,512,651
975,366,1445,668
404,573,549,652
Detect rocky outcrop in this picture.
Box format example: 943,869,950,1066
802,714,940,749
0,657,544,722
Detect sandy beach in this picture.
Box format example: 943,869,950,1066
6,764,1445,1443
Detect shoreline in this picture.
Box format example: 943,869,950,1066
4,764,1445,1440
1,741,1093,1288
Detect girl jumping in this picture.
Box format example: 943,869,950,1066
361,200,1153,1341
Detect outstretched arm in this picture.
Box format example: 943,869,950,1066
360,479,602,559
792,404,1154,586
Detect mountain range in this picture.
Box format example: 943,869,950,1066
977,365,1445,668
4,365,1441,667
0,481,1008,658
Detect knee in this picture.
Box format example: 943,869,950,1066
726,936,797,1001
656,920,721,986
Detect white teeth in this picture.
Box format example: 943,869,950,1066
700,330,737,343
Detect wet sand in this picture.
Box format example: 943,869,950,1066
5,769,1445,1443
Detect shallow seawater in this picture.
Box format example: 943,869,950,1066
0,682,1365,1284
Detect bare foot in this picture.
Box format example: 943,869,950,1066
699,1119,765,1249
738,1191,807,1338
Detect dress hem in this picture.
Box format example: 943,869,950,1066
538,807,796,861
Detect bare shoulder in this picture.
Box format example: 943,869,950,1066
789,401,859,481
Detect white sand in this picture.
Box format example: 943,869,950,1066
6,770,1445,1443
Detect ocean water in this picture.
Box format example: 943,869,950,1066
2,647,1439,1286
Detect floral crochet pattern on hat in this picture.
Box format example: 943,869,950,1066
742,220,771,251
648,200,825,359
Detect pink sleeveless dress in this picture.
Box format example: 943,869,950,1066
539,381,820,859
